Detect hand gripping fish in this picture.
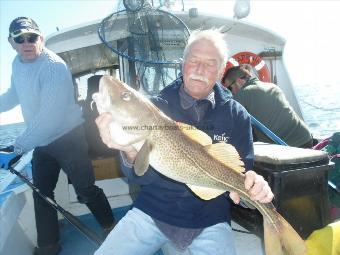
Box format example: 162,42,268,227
93,75,307,255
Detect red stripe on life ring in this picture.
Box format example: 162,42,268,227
225,51,271,82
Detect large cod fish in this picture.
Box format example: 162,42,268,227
93,75,307,255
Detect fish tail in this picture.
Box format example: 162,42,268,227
263,210,307,255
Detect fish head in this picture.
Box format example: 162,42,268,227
92,75,156,143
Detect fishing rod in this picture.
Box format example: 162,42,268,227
7,152,104,247
250,115,288,146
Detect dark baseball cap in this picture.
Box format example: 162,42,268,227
9,17,41,38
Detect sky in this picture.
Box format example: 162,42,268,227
0,0,339,125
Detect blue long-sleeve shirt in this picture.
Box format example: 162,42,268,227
120,77,254,228
0,48,83,153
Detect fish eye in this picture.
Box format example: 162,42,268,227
121,91,132,101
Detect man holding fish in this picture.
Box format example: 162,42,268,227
94,29,306,255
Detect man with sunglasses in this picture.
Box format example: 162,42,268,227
222,64,313,148
0,17,115,255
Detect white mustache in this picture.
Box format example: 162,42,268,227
188,74,209,84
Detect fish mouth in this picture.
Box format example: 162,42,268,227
91,92,100,107
92,91,111,114
92,92,99,103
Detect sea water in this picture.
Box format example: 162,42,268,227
295,83,340,138
0,122,26,148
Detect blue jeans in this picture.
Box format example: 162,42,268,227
95,208,236,255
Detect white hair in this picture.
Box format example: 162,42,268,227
183,28,229,71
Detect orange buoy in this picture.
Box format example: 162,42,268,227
225,51,271,82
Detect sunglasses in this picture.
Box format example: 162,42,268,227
13,34,39,44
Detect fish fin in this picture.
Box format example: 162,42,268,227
204,143,245,173
276,212,307,255
263,218,284,255
177,122,212,146
187,184,225,200
263,210,307,255
134,140,152,176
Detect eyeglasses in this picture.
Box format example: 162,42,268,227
13,34,39,44
227,80,235,88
